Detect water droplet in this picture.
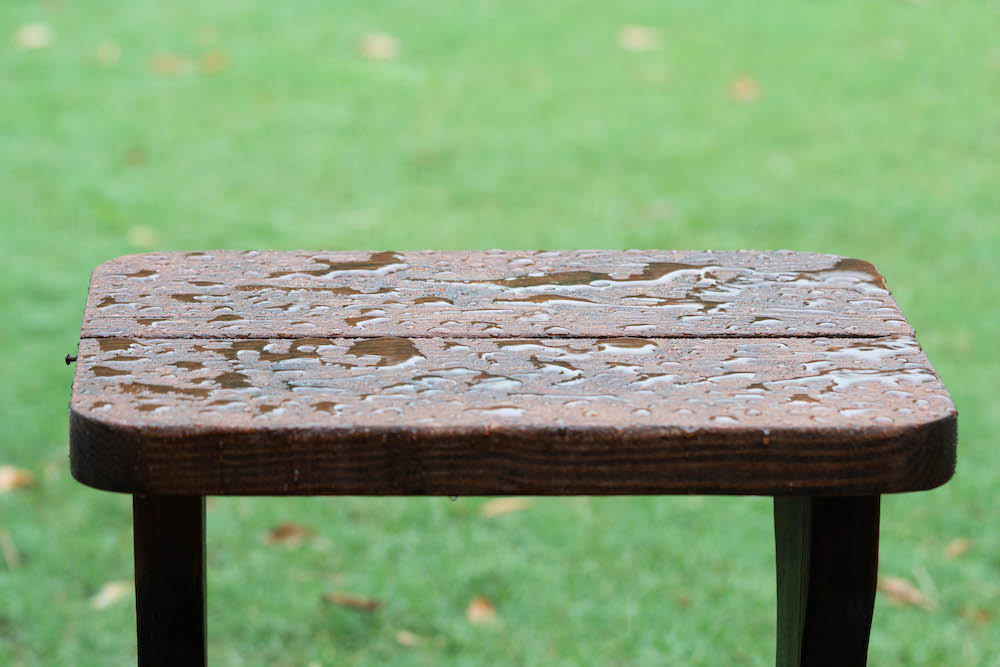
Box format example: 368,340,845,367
346,338,425,367
268,251,407,279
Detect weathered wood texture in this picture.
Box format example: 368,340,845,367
69,250,956,495
82,250,911,338
774,496,879,667
133,495,206,667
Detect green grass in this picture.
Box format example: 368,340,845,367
2,1,998,664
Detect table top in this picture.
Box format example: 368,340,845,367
69,250,956,496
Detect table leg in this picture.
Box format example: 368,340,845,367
774,496,879,667
133,495,206,667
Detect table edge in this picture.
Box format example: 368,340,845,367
69,406,956,496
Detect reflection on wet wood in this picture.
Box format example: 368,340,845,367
70,335,955,495
70,250,955,496
81,250,911,338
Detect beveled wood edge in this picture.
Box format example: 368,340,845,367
69,407,956,496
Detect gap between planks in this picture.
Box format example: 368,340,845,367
78,333,896,341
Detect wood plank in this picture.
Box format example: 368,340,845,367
774,496,879,667
80,250,912,339
70,336,956,495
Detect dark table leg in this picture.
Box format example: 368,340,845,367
133,495,206,667
774,496,880,667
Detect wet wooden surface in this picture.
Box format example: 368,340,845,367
82,250,911,339
70,250,956,495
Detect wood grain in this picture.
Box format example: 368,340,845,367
70,335,956,495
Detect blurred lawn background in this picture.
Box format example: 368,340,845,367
2,1,998,665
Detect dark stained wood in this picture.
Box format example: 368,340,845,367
133,495,206,667
81,250,912,339
774,496,880,667
69,250,957,666
69,335,956,495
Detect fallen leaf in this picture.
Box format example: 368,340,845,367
943,538,971,559
466,595,497,624
728,75,761,102
395,629,424,647
13,23,54,50
0,466,35,493
878,576,931,608
122,146,145,166
91,581,134,609
150,52,190,76
960,606,992,625
95,40,121,66
200,50,229,75
619,25,660,52
0,528,20,569
127,225,159,248
481,497,532,518
266,522,313,546
324,592,381,612
360,33,399,61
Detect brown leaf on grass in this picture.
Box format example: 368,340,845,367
481,497,532,518
150,52,190,76
466,595,497,624
266,522,313,547
200,51,229,75
0,528,21,569
13,23,54,50
877,576,931,608
122,146,146,166
672,592,693,608
359,33,399,61
619,25,661,52
943,538,971,559
728,75,761,102
395,629,425,647
324,592,381,612
95,40,121,66
91,581,134,609
960,606,992,626
0,466,35,493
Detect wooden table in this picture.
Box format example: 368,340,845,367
69,250,957,666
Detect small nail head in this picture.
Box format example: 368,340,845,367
65,354,78,365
